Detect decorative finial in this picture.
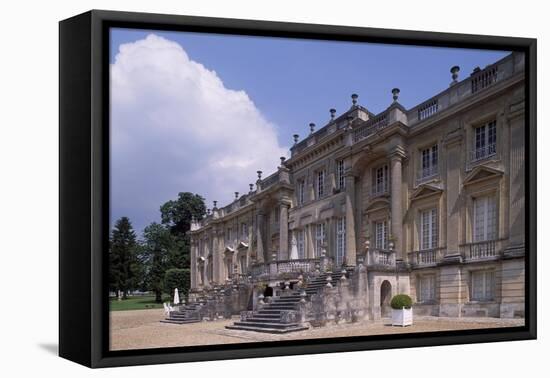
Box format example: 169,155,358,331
391,88,400,102
213,200,217,208
309,122,315,134
330,108,336,121
249,183,254,192
351,93,358,106
257,170,263,180
451,65,460,84
280,156,286,166
235,192,239,199
293,134,299,144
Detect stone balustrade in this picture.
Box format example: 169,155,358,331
460,239,502,261
366,249,396,267
248,257,328,280
408,248,444,267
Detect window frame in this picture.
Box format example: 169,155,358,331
336,217,346,266
420,208,438,250
417,274,436,303
470,270,496,302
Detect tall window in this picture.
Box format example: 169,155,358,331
337,160,346,190
375,220,388,250
297,179,305,205
241,223,248,240
420,144,438,179
418,275,435,302
473,195,497,242
373,165,389,195
226,227,232,241
297,229,305,259
239,255,247,275
473,120,497,161
316,169,326,198
336,217,346,266
207,256,213,282
315,222,326,257
420,208,438,250
471,270,495,301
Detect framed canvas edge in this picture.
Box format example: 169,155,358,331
59,9,537,369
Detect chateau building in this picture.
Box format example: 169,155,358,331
188,52,526,320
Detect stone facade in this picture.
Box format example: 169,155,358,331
189,52,526,320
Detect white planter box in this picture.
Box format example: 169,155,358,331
391,308,413,326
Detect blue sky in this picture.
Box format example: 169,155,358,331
109,28,509,233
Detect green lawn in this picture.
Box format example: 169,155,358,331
109,294,172,311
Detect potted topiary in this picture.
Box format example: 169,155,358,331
390,294,413,326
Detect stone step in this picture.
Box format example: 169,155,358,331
232,321,303,329
225,324,308,334
160,318,201,324
244,317,285,324
265,305,297,310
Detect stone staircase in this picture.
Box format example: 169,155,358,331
160,301,204,325
226,268,353,333
226,292,307,333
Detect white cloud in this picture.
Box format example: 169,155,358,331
110,34,288,230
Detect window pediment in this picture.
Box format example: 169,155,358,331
410,184,443,202
365,197,390,213
464,166,503,186
237,241,249,250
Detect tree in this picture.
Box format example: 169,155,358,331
160,192,206,236
160,192,206,269
164,268,190,300
141,222,175,302
109,217,138,299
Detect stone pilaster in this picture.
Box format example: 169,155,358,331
256,209,266,263
279,201,290,260
444,130,463,258
344,173,357,266
389,149,405,259
190,238,197,289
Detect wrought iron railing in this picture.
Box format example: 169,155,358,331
371,182,389,197
416,165,439,183
470,144,497,162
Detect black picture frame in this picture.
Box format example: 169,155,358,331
59,9,537,368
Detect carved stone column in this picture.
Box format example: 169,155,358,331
344,173,357,266
279,201,290,260
389,149,405,260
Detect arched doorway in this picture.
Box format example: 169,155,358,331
263,286,273,297
380,280,392,317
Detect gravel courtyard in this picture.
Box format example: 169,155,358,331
110,309,525,351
